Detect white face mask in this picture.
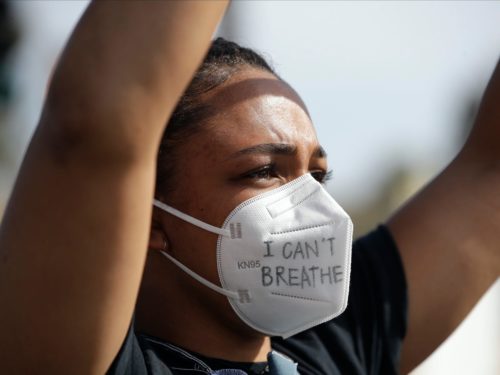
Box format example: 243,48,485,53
153,173,353,338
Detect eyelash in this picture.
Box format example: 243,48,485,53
312,169,333,184
243,165,276,180
243,164,333,184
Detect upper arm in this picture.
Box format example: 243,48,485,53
387,60,500,373
0,125,156,374
0,2,226,373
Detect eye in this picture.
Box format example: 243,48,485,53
243,164,278,180
311,169,333,184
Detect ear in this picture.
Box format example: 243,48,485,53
149,207,169,252
149,227,168,252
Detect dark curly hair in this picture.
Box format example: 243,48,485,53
155,37,277,195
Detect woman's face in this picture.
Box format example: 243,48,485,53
149,67,329,333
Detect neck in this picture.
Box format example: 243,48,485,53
136,258,272,362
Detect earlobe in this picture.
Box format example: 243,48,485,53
149,227,169,252
150,204,170,252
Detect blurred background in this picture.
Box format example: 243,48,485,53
0,1,498,373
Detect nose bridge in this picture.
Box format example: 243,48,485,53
266,175,318,219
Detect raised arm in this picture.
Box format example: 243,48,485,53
0,1,227,374
388,60,500,373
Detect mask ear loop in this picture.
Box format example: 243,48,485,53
153,199,230,237
153,199,238,300
159,250,239,300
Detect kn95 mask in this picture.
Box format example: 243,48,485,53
153,173,353,338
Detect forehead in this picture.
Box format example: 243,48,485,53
198,68,319,155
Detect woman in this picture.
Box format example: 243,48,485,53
0,2,498,374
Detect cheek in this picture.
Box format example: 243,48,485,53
164,213,221,284
162,180,240,286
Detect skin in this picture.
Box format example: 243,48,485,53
0,2,228,374
389,60,500,373
0,1,498,373
137,68,329,362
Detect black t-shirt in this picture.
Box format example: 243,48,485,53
107,226,407,375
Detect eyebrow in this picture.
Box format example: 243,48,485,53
230,143,327,159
